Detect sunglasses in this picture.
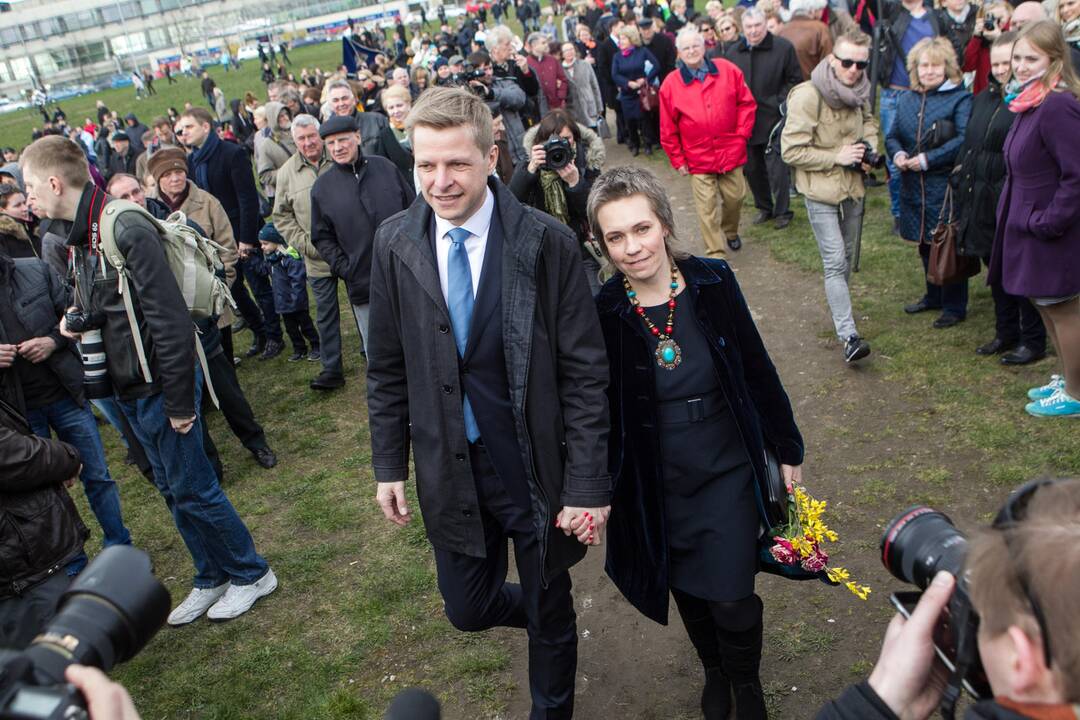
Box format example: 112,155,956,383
992,478,1058,668
836,57,869,69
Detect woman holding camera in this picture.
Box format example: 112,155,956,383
510,109,605,294
963,1,1013,93
992,21,1080,417
590,166,804,720
954,32,1047,365
886,37,972,329
611,24,660,156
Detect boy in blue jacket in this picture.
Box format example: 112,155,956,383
256,224,321,362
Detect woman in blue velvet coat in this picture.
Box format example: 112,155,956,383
885,36,972,329
611,23,660,156
588,166,804,720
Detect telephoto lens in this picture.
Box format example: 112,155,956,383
880,506,968,588
77,329,112,401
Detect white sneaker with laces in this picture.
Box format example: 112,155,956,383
206,569,278,621
168,584,229,626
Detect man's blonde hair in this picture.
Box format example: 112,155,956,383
906,36,962,91
19,136,90,188
405,86,494,155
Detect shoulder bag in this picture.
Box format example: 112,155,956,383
927,186,981,286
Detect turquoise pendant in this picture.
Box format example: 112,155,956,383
655,338,682,370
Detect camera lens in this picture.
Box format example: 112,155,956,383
22,546,171,686
78,329,112,401
880,506,968,589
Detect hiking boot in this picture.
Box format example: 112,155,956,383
1028,374,1065,401
260,339,284,360
844,335,871,364
207,569,278,622
1025,388,1080,418
168,584,229,626
252,447,278,469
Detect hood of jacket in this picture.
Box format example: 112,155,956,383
0,162,23,190
521,123,606,170
0,213,29,242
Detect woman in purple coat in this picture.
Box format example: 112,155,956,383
991,20,1080,418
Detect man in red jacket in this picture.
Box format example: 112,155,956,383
526,32,569,113
660,25,757,257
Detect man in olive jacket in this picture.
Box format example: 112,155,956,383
367,88,611,719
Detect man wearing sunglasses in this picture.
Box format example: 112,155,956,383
815,478,1080,720
782,30,877,365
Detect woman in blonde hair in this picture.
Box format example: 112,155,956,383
991,20,1080,417
886,36,972,329
1057,0,1080,51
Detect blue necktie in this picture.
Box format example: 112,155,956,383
446,227,481,443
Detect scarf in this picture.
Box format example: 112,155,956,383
1063,17,1080,45
188,130,221,191
540,170,570,226
810,58,872,109
160,183,190,213
1005,72,1057,113
621,46,633,57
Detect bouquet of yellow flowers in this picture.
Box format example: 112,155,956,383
768,486,872,600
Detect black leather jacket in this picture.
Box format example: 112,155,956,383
0,397,87,599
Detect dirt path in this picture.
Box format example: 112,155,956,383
476,144,992,719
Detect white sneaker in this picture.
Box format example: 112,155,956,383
206,569,277,622
168,584,229,626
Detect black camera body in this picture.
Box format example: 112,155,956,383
62,309,104,336
541,136,573,171
849,139,885,172
984,15,996,31
0,547,170,720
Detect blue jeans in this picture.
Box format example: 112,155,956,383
118,374,268,588
28,396,132,549
879,88,902,220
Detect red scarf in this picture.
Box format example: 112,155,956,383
1009,75,1059,113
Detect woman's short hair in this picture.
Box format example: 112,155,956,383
905,36,962,91
704,0,723,14
380,85,412,109
1016,20,1080,99
617,24,642,46
533,109,581,147
18,136,91,189
587,166,690,260
406,86,494,155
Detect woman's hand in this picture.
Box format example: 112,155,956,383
556,506,611,545
527,144,547,174
780,464,802,493
556,162,580,187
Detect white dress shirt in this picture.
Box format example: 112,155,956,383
434,187,495,306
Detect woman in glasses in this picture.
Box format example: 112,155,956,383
781,30,878,365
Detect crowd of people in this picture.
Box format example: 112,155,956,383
1,0,1079,718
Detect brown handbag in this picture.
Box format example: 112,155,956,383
637,83,658,113
927,187,981,286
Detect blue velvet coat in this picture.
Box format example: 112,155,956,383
596,256,804,624
885,82,972,243
611,45,660,121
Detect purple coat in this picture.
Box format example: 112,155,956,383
990,90,1080,298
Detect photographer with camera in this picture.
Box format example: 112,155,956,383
509,109,605,294
485,25,542,168
818,478,1080,720
781,30,878,365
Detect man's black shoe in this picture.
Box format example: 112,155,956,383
260,339,284,360
932,313,964,329
245,336,266,358
844,335,871,363
904,298,939,314
751,211,772,225
774,214,793,230
310,371,346,391
728,235,742,251
252,447,278,469
1000,345,1047,366
975,337,1014,355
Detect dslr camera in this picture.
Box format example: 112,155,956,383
65,308,111,401
849,140,885,172
984,14,996,31
541,136,573,171
0,546,170,720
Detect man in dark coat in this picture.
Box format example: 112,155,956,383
310,114,415,357
595,18,626,143
177,107,284,360
124,113,149,154
640,17,677,80
725,9,802,227
200,71,217,110
105,131,138,181
367,87,610,720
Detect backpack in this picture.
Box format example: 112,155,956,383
767,83,823,159
96,199,236,407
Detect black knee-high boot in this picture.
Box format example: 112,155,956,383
673,590,732,719
715,594,766,720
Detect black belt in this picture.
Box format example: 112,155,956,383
656,391,727,424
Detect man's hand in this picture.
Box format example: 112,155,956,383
0,343,16,369
17,336,58,364
65,464,83,489
65,665,142,720
868,572,956,720
376,481,411,526
515,53,531,73
677,165,690,176
836,143,866,167
556,162,580,188
169,416,196,434
59,309,82,341
556,505,611,545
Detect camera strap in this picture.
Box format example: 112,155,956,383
72,187,109,318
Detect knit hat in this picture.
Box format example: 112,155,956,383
258,222,285,246
319,113,358,139
433,56,448,69
147,146,188,184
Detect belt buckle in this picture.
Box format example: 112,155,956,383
687,397,704,423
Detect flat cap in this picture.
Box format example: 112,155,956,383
318,113,359,139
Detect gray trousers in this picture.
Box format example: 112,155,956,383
351,303,369,355
309,275,344,377
805,197,863,342
0,571,70,648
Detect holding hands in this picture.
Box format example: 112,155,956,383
556,506,611,546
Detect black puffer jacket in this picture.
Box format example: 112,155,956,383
953,79,1014,259
310,154,415,306
0,397,86,600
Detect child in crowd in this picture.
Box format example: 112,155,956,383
256,223,321,362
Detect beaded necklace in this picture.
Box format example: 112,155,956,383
624,261,682,370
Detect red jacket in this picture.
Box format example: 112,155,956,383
527,54,569,110
659,58,756,175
